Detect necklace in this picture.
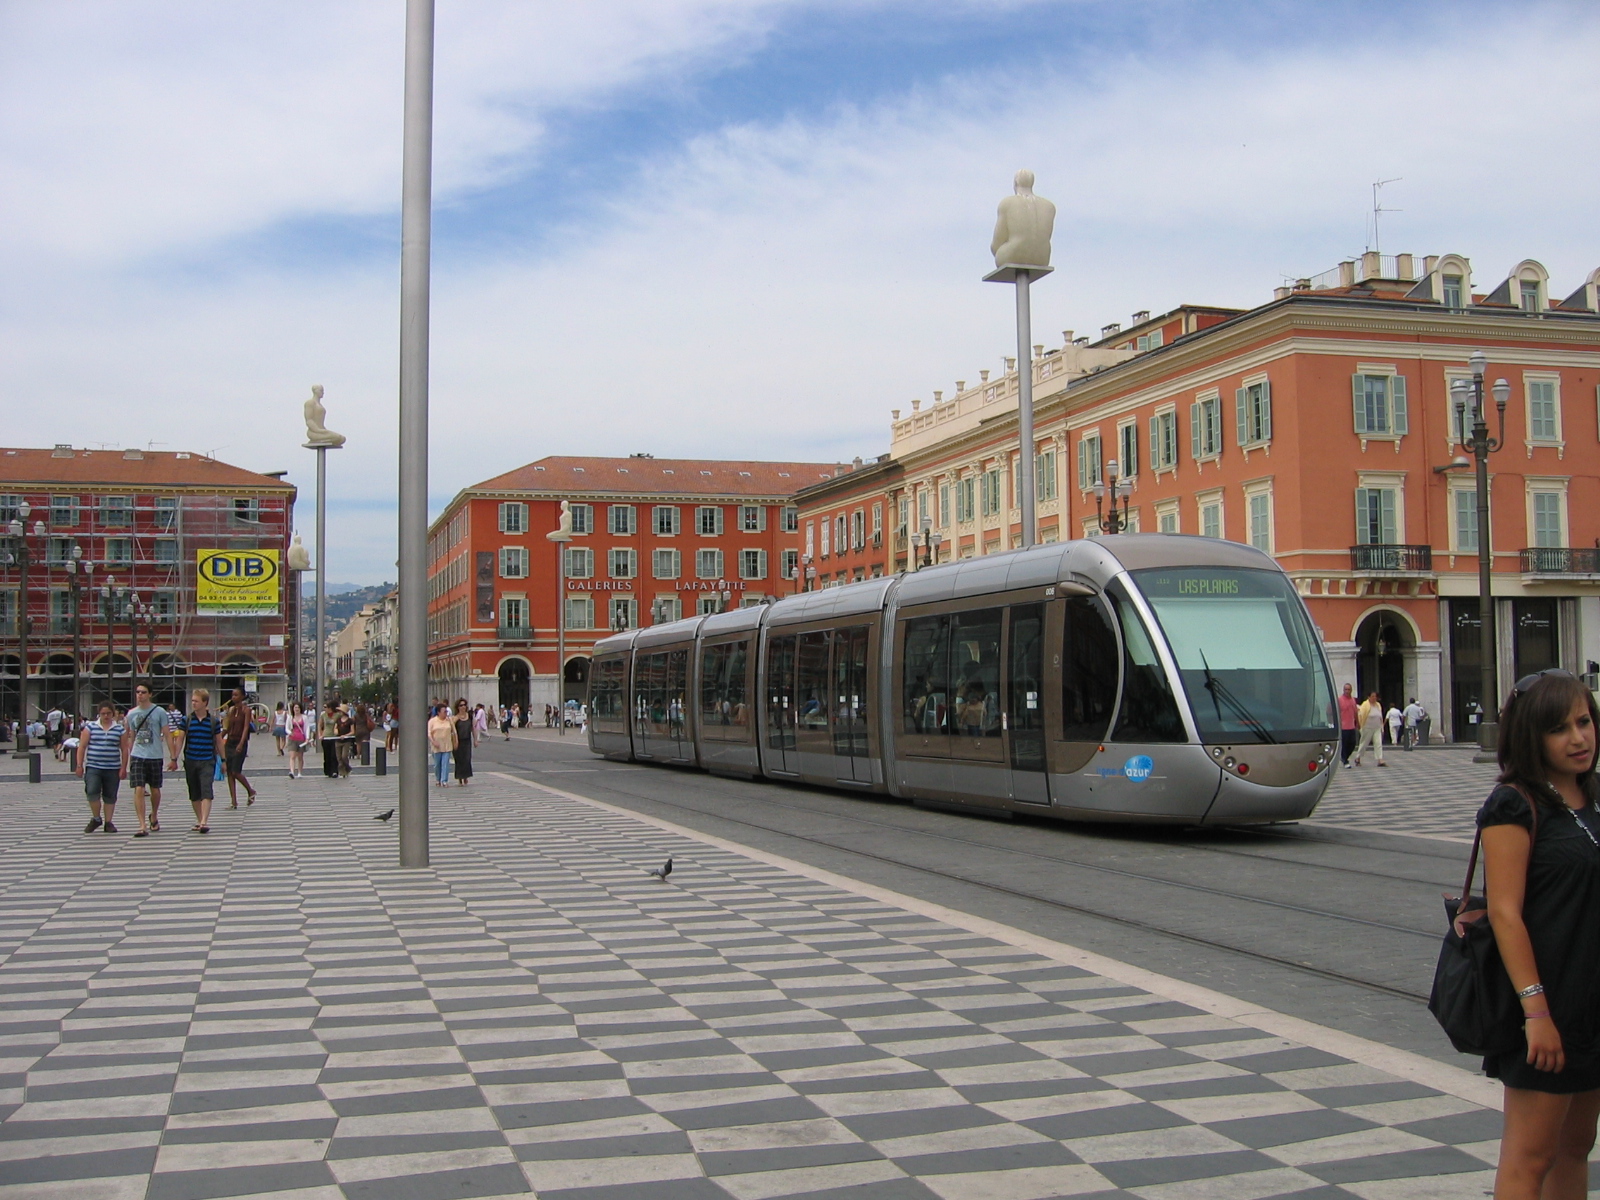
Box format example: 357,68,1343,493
1549,782,1600,849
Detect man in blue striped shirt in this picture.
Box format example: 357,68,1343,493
169,688,221,834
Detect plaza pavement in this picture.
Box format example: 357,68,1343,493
1305,745,1498,842
0,768,1507,1200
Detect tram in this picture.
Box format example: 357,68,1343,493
587,534,1338,825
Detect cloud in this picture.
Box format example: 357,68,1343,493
2,1,1596,583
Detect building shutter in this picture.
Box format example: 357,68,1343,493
1190,403,1203,459
1391,375,1408,435
1257,381,1272,442
1352,374,1369,435
1077,439,1088,489
1235,388,1249,445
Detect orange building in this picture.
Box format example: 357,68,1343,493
797,253,1600,741
425,456,837,712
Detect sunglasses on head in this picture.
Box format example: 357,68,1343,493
1510,668,1577,701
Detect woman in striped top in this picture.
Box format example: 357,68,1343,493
77,702,129,834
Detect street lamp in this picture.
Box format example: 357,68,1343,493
918,517,944,569
5,503,46,756
64,544,87,721
1450,352,1511,756
546,503,574,738
651,597,672,626
1094,459,1133,534
100,576,127,708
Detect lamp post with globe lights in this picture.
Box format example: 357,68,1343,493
4,503,46,755
1095,460,1134,535
63,544,89,721
917,518,943,569
99,577,129,709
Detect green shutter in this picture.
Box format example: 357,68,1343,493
1352,374,1368,434
1380,488,1397,544
1235,388,1249,445
1189,403,1202,460
1149,417,1160,469
1258,381,1272,442
1354,488,1371,544
1392,375,1408,435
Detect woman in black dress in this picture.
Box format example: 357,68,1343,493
451,698,474,786
1480,670,1600,1198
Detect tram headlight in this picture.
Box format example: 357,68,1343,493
1223,756,1235,769
1321,744,1333,756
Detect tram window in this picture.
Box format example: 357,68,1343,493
902,616,949,735
767,635,797,751
832,625,870,759
797,631,830,731
700,639,751,741
726,641,749,729
950,609,1002,741
1063,595,1118,741
591,657,625,724
667,649,689,740
1107,579,1186,743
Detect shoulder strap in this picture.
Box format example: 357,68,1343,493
1462,785,1542,902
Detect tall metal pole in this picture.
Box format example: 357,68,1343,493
315,447,328,736
13,534,30,755
1014,272,1037,549
1474,377,1498,756
549,535,568,737
397,0,435,867
68,565,81,721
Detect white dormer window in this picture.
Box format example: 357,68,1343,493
1442,274,1464,309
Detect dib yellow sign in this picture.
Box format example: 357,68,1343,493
196,549,281,616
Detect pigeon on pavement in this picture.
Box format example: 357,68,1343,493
374,809,395,822
646,856,673,881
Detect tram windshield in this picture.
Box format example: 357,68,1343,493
1130,567,1336,744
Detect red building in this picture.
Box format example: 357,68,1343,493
0,446,297,718
425,456,837,712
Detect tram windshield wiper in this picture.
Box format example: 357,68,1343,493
1198,649,1277,744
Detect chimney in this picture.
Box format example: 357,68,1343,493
1101,323,1121,338
1073,337,1089,346
1273,286,1292,300
979,369,990,382
1396,253,1414,279
122,448,144,460
852,456,863,470
1132,310,1149,324
51,444,73,458
1338,260,1356,287
1294,278,1311,291
1360,250,1381,281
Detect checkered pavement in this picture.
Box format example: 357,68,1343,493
1307,749,1500,841
0,772,1501,1199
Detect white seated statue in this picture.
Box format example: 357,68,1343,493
547,500,574,541
303,385,346,448
991,169,1056,269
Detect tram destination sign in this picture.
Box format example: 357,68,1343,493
196,549,282,616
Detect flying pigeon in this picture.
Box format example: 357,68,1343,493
646,856,673,881
374,809,396,822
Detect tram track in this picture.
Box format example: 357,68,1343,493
506,759,1439,1006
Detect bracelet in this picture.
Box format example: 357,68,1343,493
1518,983,1546,998
1524,1011,1551,1021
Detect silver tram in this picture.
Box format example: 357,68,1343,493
587,534,1339,825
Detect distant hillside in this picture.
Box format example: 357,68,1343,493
301,581,395,631
301,582,365,598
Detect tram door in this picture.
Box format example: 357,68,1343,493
766,635,798,773
1005,603,1050,804
832,626,872,783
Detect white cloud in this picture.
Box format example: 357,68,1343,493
2,2,1596,582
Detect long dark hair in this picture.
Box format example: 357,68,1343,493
1497,672,1600,801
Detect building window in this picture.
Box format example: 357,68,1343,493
1034,448,1058,501
1190,396,1222,461
501,597,527,630
850,510,865,549
872,504,883,540
1354,486,1399,545
781,506,798,533
155,497,177,530
564,546,593,578
1452,489,1479,553
565,596,593,630
653,594,682,623
980,468,1001,517
232,497,259,525
739,505,765,532
155,538,179,563
50,496,78,527
1118,422,1139,478
697,549,724,579
781,549,799,579
917,489,929,527
609,505,636,535
697,506,724,536
101,496,132,527
1235,380,1272,447
1198,493,1223,539
1157,503,1179,534
1442,274,1464,309
1077,433,1102,488
697,595,723,616
609,548,636,579
1149,411,1177,471
954,476,976,523
609,596,637,632
1246,489,1273,553
45,537,73,564
1527,378,1561,442
151,589,177,618
1521,280,1542,312
938,483,950,527
499,546,528,578
653,506,680,536
568,504,593,534
1352,373,1409,436
0,495,20,524
820,518,830,558
805,521,815,558
102,537,132,563
653,548,681,579
498,502,527,533
740,549,767,579
832,514,844,551
1531,491,1565,548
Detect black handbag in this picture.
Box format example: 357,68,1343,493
1428,786,1538,1056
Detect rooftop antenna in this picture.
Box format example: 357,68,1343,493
1369,177,1402,256
145,440,166,451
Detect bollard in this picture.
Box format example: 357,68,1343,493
374,746,386,776
28,752,41,784
360,739,371,767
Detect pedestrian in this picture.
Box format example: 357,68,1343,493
334,703,355,776
472,703,487,747
500,704,511,740
383,701,398,752
169,688,220,834
272,701,288,755
77,701,128,834
1403,697,1426,750
125,683,170,837
1351,690,1386,766
428,704,456,786
450,698,474,786
286,701,308,778
46,705,63,749
319,699,342,778
1474,669,1600,1196
1385,701,1403,748
221,687,257,808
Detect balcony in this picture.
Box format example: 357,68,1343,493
497,625,534,642
1350,544,1433,574
1520,548,1600,577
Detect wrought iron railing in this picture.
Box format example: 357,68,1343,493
497,625,533,641
1350,544,1433,572
1520,547,1600,575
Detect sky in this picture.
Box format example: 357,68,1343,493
2,0,1597,583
